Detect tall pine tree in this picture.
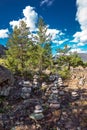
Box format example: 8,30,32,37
33,17,52,74
6,20,31,76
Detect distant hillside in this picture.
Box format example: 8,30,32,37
78,53,87,62
0,44,7,57
53,53,87,63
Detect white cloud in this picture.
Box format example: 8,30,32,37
76,0,87,30
70,48,85,53
10,6,38,32
58,39,69,44
10,19,21,29
77,42,84,46
23,6,38,31
9,5,67,45
73,0,87,44
0,29,9,39
47,28,65,44
47,29,60,41
40,0,54,6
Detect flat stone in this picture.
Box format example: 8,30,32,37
52,90,58,94
71,91,79,100
50,103,60,109
59,91,65,96
34,109,43,113
30,113,44,120
35,105,43,110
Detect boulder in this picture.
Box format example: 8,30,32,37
0,86,12,96
0,65,14,86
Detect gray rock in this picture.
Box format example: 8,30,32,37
0,65,14,86
34,105,43,113
30,113,44,120
71,91,79,100
19,80,32,87
21,87,31,99
50,102,60,109
0,86,12,96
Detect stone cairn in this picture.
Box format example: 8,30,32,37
30,104,44,121
33,75,40,92
47,74,63,110
71,91,80,101
0,72,85,130
19,80,32,99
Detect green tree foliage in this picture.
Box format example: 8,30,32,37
33,17,52,74
69,52,83,67
5,18,53,77
5,20,32,76
56,45,84,79
57,44,71,55
57,45,83,68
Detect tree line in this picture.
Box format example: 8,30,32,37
0,17,86,79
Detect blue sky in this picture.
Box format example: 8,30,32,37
0,0,87,54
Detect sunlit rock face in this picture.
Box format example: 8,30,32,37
65,67,87,89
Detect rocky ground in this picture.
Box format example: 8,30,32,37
0,66,87,130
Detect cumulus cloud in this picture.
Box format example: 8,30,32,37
70,48,87,53
0,29,9,39
58,39,69,44
47,29,60,43
73,0,87,44
10,20,21,29
9,5,66,44
47,28,65,44
40,0,54,6
10,6,38,31
77,42,84,46
23,6,38,31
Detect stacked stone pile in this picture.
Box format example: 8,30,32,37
0,70,87,129
30,104,44,121
19,80,32,99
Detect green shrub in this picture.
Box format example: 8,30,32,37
58,66,70,79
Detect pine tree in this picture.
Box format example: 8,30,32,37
57,45,83,69
33,17,52,74
5,20,31,76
